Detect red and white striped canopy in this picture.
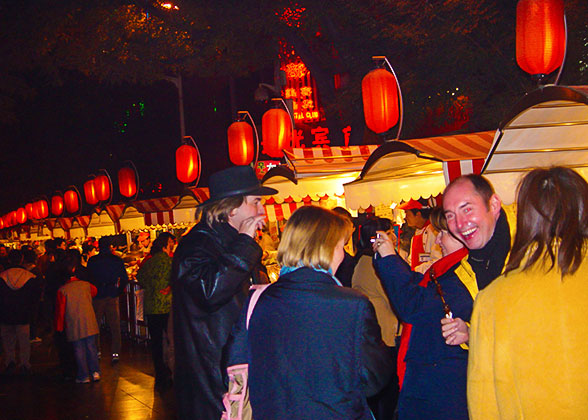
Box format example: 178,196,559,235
283,145,379,177
144,210,175,227
344,131,495,210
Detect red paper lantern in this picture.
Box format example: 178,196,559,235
0,217,4,229
516,0,566,76
16,208,27,224
228,121,255,166
64,189,80,214
25,203,35,219
118,167,137,198
95,174,111,202
51,195,64,216
176,144,200,184
262,109,292,158
362,68,399,134
35,199,49,219
84,179,98,205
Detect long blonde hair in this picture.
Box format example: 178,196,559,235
278,206,352,271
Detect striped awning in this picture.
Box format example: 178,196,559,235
144,211,175,226
344,131,495,210
263,195,341,222
400,131,494,161
283,145,379,178
187,187,210,204
264,198,306,222
132,197,180,213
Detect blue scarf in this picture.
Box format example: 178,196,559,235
279,264,343,287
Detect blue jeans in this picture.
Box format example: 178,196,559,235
72,335,100,381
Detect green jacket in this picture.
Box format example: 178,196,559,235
136,252,172,314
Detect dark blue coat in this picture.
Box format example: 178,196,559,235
374,254,473,420
87,251,129,299
226,267,392,420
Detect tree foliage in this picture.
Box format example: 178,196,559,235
1,0,587,136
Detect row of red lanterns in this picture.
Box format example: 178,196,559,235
1,165,139,230
2,0,567,228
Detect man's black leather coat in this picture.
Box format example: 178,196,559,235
172,220,263,420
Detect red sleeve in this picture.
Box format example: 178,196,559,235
54,290,66,332
89,283,97,298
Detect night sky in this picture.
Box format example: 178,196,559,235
0,69,274,215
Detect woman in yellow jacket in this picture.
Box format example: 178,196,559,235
467,167,588,419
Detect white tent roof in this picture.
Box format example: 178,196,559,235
483,85,588,204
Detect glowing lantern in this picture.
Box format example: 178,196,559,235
64,189,80,214
0,217,4,229
51,195,64,216
95,174,111,202
228,121,255,165
16,208,27,224
362,68,399,134
176,144,200,184
35,199,49,219
118,167,138,198
84,179,98,205
262,109,292,158
516,0,566,77
25,203,35,219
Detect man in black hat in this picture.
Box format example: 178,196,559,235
171,165,277,420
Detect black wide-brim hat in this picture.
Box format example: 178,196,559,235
200,165,278,206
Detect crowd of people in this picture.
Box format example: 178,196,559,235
0,230,177,388
170,165,587,420
1,164,587,419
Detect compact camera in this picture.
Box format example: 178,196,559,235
370,233,381,243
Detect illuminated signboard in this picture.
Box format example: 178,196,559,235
277,42,354,149
280,56,323,124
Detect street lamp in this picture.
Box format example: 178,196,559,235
165,74,186,140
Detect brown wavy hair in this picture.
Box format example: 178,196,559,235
429,206,449,232
505,167,588,277
198,195,246,226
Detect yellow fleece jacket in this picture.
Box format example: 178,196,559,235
467,255,588,419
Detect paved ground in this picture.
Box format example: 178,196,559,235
0,334,177,420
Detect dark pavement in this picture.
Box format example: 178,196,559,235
0,334,177,420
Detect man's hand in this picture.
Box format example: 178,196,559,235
238,215,267,238
441,317,469,346
372,230,397,257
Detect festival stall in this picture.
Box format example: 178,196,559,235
482,85,588,204
343,131,496,211
261,145,379,222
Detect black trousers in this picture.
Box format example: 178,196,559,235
368,346,400,420
146,313,170,383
